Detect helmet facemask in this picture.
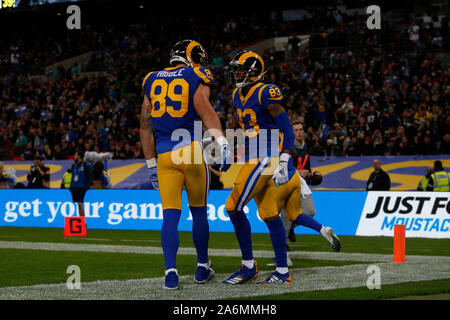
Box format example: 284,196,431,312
227,53,266,88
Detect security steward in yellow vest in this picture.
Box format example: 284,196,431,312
426,160,450,192
61,168,73,189
417,167,433,191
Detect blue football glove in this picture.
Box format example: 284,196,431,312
146,158,158,189
216,136,231,172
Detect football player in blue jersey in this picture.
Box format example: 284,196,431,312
139,39,230,290
223,51,295,285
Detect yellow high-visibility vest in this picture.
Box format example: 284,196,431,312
417,176,430,191
431,171,450,192
62,172,72,189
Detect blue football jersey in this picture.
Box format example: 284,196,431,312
142,65,214,154
0,172,14,184
233,82,296,178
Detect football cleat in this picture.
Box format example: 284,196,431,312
257,271,292,285
320,227,342,252
288,226,297,242
194,260,215,284
223,261,258,285
164,269,179,290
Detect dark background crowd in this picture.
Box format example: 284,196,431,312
0,0,449,161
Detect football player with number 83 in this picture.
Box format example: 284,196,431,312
223,51,296,285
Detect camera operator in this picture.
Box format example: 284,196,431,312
27,155,50,188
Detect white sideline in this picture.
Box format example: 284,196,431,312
1,240,449,300
1,261,449,300
1,240,449,263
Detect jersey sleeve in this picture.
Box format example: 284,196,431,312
142,72,153,100
258,84,283,108
142,72,153,89
1,173,13,183
193,67,214,86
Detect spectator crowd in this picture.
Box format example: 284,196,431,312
0,3,448,161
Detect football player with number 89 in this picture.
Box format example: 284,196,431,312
140,39,230,290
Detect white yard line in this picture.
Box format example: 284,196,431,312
1,261,449,300
1,240,449,264
1,240,449,300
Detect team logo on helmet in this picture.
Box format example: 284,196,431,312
227,51,265,88
170,39,208,68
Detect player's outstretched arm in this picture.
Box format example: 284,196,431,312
194,83,225,139
267,103,295,186
139,95,156,160
267,103,295,157
194,83,231,171
139,95,158,188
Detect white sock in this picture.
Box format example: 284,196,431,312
276,267,289,274
242,260,254,269
197,262,208,269
165,268,178,276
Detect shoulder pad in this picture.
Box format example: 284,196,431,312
265,84,283,101
259,84,283,106
142,72,153,89
193,67,214,85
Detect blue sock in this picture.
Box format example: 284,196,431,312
103,160,108,171
228,210,253,261
266,216,287,268
161,209,181,270
295,213,323,233
190,206,209,264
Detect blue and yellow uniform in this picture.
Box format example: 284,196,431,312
274,163,302,221
0,172,15,188
142,65,214,210
225,82,296,220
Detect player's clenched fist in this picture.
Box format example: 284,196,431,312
146,158,158,189
216,136,231,172
272,153,290,187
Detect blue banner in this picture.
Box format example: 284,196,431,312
0,189,362,235
1,189,448,238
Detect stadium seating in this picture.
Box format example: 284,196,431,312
0,1,448,161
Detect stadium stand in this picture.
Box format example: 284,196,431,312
0,0,448,161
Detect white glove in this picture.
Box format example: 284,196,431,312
214,136,232,172
272,153,290,187
146,158,158,189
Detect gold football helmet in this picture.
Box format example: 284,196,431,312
169,39,208,68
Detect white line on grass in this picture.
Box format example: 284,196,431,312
0,261,449,300
1,241,449,264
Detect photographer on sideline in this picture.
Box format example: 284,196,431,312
27,155,50,188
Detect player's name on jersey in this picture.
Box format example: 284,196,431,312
156,70,184,78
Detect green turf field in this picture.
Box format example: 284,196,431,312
1,226,449,300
